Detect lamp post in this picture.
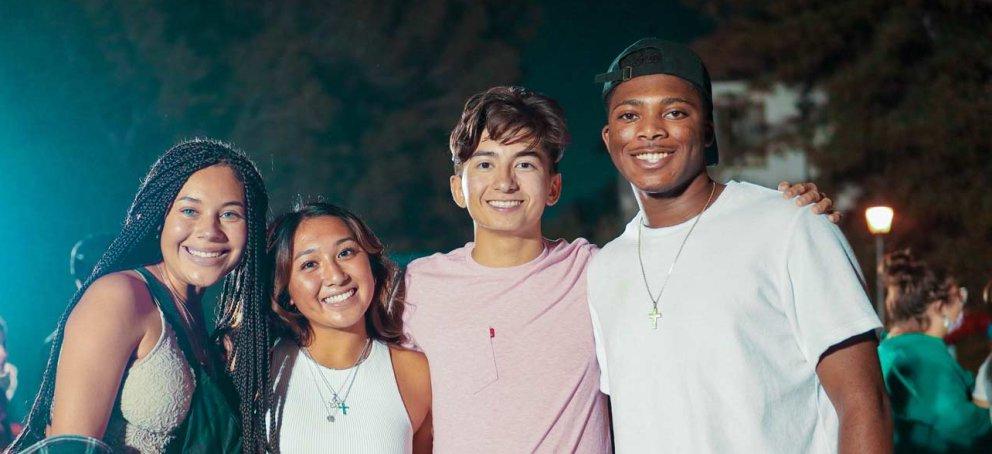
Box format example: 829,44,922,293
865,206,894,323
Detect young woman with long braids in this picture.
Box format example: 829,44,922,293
265,202,431,453
878,249,992,453
9,139,273,453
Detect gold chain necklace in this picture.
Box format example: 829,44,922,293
637,182,717,330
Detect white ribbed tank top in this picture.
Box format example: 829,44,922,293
268,339,413,454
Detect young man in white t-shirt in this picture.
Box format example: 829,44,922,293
588,38,892,453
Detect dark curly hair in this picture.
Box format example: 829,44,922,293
11,139,272,453
882,249,953,332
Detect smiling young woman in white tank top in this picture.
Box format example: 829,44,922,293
265,202,432,453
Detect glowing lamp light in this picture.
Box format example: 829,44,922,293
865,206,894,235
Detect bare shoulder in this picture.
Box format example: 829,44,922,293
70,271,157,327
389,344,431,425
389,344,431,396
49,271,158,437
388,345,430,377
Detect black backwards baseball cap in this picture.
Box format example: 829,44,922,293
595,38,718,165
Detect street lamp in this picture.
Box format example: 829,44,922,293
866,206,894,323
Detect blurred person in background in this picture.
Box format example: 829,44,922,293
40,234,116,345
944,281,992,379
1,316,18,448
943,278,992,368
69,235,115,291
969,278,992,415
14,234,119,449
878,249,992,453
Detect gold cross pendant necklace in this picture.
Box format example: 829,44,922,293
636,182,716,330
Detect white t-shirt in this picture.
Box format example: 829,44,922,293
588,181,881,453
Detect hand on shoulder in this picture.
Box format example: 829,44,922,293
778,180,841,224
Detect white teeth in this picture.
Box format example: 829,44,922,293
187,247,223,258
635,152,672,163
322,289,356,304
488,200,523,208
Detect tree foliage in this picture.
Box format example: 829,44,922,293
71,0,539,251
692,0,992,287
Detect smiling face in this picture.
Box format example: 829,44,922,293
602,74,713,196
286,216,375,334
159,164,248,290
449,131,562,240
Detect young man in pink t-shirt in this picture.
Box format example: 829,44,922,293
403,86,831,453
403,87,610,453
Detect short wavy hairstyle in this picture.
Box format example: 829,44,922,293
449,86,570,174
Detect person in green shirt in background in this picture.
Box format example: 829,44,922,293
878,249,992,453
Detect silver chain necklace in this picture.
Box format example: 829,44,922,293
302,338,372,422
637,182,717,330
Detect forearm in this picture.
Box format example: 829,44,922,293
412,411,433,454
837,391,893,454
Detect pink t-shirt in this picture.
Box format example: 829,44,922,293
404,238,611,453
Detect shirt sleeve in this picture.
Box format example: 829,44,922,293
784,209,882,363
974,356,991,403
588,301,610,395
401,268,423,352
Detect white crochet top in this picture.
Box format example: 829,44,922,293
103,306,195,453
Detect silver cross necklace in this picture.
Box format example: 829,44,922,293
303,338,372,422
637,181,717,330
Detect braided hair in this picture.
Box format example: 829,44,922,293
10,139,272,453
